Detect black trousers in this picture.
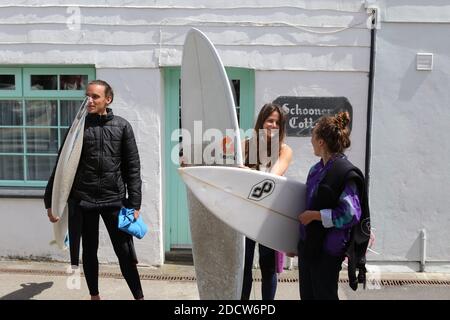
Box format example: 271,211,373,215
68,202,143,299
298,241,344,300
241,237,277,300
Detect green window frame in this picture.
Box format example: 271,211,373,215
0,66,95,187
0,67,22,97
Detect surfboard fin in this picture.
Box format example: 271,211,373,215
64,233,70,247
48,235,69,251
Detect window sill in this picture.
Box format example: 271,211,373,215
0,188,45,198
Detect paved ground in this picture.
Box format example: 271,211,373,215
1,259,450,300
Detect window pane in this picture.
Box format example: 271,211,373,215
60,100,83,126
231,79,240,106
0,155,23,180
60,75,88,90
27,155,56,181
0,128,23,153
0,75,15,90
60,128,69,142
26,128,58,153
0,100,23,125
25,100,57,126
31,75,57,90
231,79,240,124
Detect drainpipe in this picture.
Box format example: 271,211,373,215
364,6,377,200
420,229,427,272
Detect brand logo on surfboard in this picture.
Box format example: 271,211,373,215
221,136,235,160
248,179,275,201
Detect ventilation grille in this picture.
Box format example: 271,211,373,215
2,268,450,287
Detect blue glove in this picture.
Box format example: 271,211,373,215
118,207,148,239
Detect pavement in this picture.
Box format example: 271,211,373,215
1,259,450,300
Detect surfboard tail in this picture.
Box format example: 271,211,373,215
51,98,87,217
187,190,244,299
51,206,69,250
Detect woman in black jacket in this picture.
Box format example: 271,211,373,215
44,80,144,300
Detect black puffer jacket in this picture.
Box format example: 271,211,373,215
44,108,142,210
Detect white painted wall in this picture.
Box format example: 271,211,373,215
370,16,450,271
0,0,372,267
4,0,448,272
0,198,67,261
0,1,370,70
378,0,450,23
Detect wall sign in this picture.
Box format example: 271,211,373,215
273,96,353,137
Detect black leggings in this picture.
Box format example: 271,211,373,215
297,241,343,300
68,203,143,299
241,237,277,300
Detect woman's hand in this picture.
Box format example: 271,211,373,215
134,209,140,220
298,210,321,225
47,208,60,223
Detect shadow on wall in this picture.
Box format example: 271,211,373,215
0,282,53,300
398,58,429,102
405,232,422,262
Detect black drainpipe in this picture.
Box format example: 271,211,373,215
365,11,377,196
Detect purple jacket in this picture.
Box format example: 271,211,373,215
300,154,362,257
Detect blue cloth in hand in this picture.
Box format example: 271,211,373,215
118,207,148,239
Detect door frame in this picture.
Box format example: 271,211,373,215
163,67,255,253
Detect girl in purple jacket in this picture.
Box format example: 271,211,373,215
298,111,362,300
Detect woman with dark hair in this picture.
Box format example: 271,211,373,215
241,103,293,300
297,111,364,300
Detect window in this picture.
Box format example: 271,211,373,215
0,67,95,187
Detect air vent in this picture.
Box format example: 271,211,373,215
417,53,433,71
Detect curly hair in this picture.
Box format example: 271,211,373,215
313,111,351,154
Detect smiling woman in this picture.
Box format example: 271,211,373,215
241,103,293,301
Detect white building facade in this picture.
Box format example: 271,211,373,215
0,0,448,272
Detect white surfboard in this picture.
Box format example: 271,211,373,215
181,28,243,166
180,28,245,300
179,166,307,255
51,98,88,249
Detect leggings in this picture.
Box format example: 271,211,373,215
297,241,343,300
241,237,277,300
68,203,144,299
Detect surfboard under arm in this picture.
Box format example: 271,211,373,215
179,166,306,254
